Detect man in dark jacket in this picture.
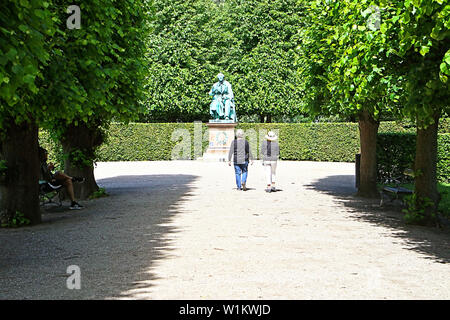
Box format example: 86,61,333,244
228,129,254,191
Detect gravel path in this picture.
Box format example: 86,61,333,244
1,161,449,300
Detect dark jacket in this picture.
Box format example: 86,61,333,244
228,138,254,164
261,140,280,161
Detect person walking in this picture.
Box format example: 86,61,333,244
228,129,254,191
261,131,280,193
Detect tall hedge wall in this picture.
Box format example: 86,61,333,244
93,122,408,162
93,121,417,162
236,123,362,162
437,134,450,184
97,123,209,161
39,121,449,182
376,133,416,182
376,133,450,184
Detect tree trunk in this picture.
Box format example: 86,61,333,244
266,115,272,123
260,115,265,123
357,110,380,198
414,114,440,225
0,120,40,225
60,122,101,200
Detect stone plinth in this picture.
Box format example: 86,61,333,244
201,122,237,162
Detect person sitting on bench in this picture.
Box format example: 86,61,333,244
39,147,84,210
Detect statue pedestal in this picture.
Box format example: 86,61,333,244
200,122,237,162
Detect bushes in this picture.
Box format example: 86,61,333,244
439,118,450,133
96,123,209,161
238,122,410,162
237,123,321,160
38,122,449,183
437,134,450,184
94,121,409,162
377,133,450,184
376,133,416,182
42,122,363,162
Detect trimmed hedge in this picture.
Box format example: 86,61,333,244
377,133,450,184
96,123,209,161
439,118,450,133
437,134,450,184
236,123,361,162
377,133,416,182
39,122,449,183
97,122,385,162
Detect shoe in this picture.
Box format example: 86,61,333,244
242,182,247,191
69,202,84,210
265,188,272,193
271,186,277,192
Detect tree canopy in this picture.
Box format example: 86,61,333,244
297,0,449,220
142,0,305,122
0,1,57,128
0,0,152,224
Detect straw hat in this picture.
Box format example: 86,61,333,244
265,131,278,141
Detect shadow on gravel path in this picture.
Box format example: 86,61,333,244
306,175,450,265
0,174,198,299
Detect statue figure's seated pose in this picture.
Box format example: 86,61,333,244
209,73,237,122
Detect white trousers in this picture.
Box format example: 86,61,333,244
264,161,277,185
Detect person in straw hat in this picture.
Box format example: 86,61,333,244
228,129,254,191
260,130,280,193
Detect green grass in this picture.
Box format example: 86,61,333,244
89,187,109,200
379,182,450,218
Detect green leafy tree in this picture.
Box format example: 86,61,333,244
225,0,304,122
143,0,224,122
1,0,152,226
298,0,405,197
143,0,304,122
43,0,151,199
394,0,450,223
298,0,449,214
0,0,57,225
